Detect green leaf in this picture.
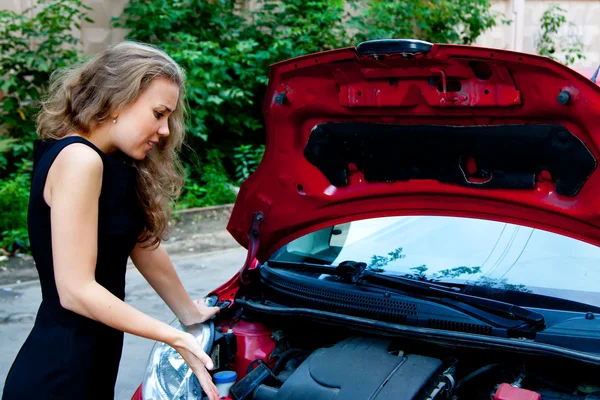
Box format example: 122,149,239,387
0,80,13,93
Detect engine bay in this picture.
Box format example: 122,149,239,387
206,310,600,400
243,336,444,400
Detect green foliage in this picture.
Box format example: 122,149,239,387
536,4,585,66
114,1,273,213
0,164,31,253
177,149,237,209
233,144,265,183
252,0,350,59
114,0,267,143
350,0,498,45
0,0,90,169
0,0,89,253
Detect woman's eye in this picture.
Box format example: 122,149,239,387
154,111,164,119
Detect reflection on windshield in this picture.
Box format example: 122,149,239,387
365,248,530,294
367,247,405,272
271,216,600,306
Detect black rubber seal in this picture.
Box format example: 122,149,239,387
356,39,433,55
303,123,596,196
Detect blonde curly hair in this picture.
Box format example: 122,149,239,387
37,41,187,248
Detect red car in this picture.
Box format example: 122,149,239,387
133,39,600,400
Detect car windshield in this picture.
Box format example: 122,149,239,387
268,216,600,309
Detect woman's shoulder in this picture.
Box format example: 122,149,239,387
52,142,104,174
46,142,104,197
34,136,105,170
35,141,105,210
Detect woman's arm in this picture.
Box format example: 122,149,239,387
47,144,219,400
130,242,220,326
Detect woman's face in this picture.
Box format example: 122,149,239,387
110,77,180,160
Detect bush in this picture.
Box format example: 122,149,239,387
350,0,498,45
0,165,31,253
233,144,265,183
536,4,585,66
114,1,268,143
177,149,237,210
0,0,90,170
0,0,90,253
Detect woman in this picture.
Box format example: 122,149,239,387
3,41,221,400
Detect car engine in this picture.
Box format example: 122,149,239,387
250,337,444,400
205,315,600,400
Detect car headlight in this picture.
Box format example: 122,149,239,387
141,318,215,400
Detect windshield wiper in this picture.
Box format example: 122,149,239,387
267,260,546,331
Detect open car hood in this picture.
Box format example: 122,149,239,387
226,40,600,262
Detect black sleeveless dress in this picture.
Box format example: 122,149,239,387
3,136,146,399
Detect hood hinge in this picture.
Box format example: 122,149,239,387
239,211,264,285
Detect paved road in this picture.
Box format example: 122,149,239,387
0,247,246,399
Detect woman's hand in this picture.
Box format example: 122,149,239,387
171,331,220,400
181,298,220,326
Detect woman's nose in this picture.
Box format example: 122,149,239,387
158,122,170,137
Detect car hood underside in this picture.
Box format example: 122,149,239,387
227,40,600,261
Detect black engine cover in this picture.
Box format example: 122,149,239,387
274,337,442,399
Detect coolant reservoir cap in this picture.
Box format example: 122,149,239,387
213,371,237,384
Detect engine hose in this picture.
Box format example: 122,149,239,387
252,385,279,400
272,349,310,375
454,363,501,391
247,359,265,374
